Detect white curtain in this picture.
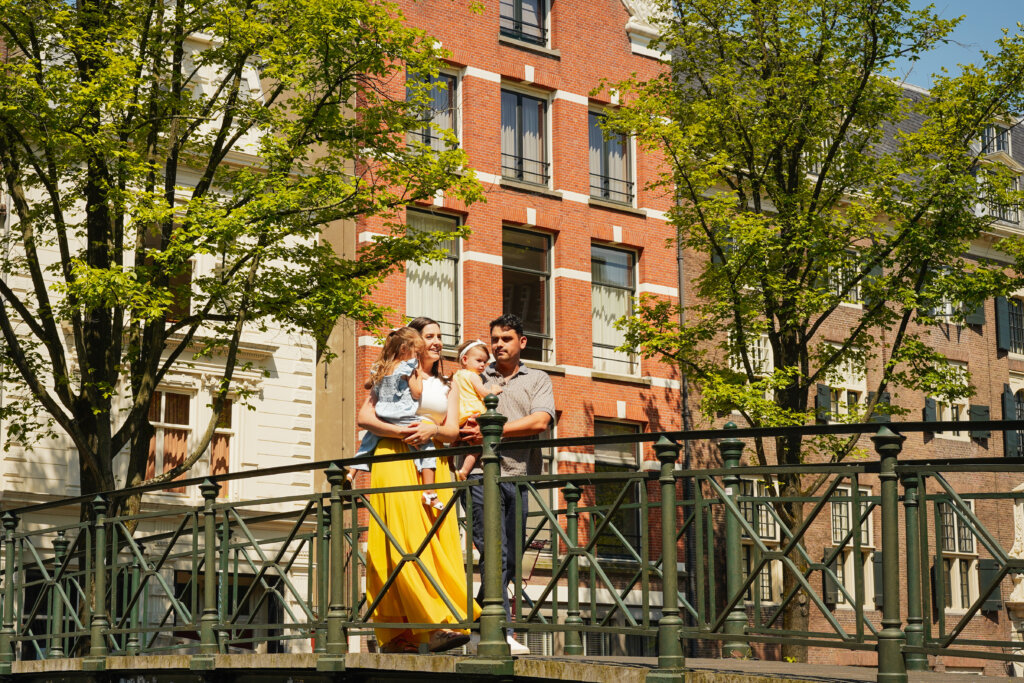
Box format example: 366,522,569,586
501,91,517,174
607,132,627,199
522,96,545,181
429,76,453,151
406,212,458,338
521,0,542,34
591,283,631,373
588,113,603,189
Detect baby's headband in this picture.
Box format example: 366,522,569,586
459,340,488,360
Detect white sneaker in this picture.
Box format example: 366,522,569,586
507,634,530,655
466,632,480,654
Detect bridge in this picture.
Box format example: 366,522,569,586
3,399,1024,681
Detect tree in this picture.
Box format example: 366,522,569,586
603,0,1024,660
0,0,481,513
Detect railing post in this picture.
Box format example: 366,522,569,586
314,500,328,655
457,394,513,679
192,480,220,670
900,469,926,671
719,423,751,659
124,542,141,657
0,512,19,675
873,426,908,683
562,483,583,655
317,464,347,672
48,531,69,659
648,436,685,682
83,496,108,672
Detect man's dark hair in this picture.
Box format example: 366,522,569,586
489,313,524,337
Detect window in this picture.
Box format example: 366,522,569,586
820,348,865,423
593,421,641,559
936,500,978,611
1015,389,1024,458
825,252,861,304
500,0,547,45
147,391,192,493
501,90,548,186
173,571,284,651
588,112,632,204
931,361,969,440
729,332,774,378
831,486,875,607
989,176,1020,224
1009,297,1024,354
591,245,637,375
738,478,783,603
405,210,460,347
210,399,232,498
143,225,191,322
406,72,458,152
982,124,1010,155
502,228,552,363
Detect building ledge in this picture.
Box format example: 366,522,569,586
592,370,649,385
523,360,566,375
498,35,562,59
500,177,563,199
588,197,647,217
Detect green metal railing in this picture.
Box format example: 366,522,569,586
3,396,1024,681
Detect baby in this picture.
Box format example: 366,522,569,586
452,339,502,480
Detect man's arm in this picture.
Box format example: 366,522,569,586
502,412,551,438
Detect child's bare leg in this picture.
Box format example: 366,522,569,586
421,468,442,509
456,453,478,481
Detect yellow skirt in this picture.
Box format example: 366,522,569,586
365,438,481,648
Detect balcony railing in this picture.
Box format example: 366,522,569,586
499,14,547,45
589,173,634,205
501,152,549,186
4,413,1024,676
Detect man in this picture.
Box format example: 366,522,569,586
459,313,554,655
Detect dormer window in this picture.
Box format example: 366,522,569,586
982,124,1010,155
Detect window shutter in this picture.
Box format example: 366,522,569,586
1004,384,1020,457
931,558,940,620
923,397,937,425
996,296,1011,352
868,391,891,423
823,551,839,607
963,300,986,326
816,384,831,424
979,558,1003,611
872,551,884,611
969,404,990,439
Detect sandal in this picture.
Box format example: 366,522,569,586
428,628,470,653
380,638,418,654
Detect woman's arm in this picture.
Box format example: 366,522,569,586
357,393,417,439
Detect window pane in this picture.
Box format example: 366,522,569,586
503,229,549,272
594,421,640,558
501,91,517,160
164,393,191,426
592,245,634,289
406,211,459,345
588,113,603,179
503,269,547,337
939,503,956,553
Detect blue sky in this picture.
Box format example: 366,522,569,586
892,0,1023,89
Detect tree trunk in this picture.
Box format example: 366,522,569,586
780,494,809,663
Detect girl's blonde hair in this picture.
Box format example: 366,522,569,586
456,338,489,364
366,327,425,388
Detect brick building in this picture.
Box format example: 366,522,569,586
332,0,1024,672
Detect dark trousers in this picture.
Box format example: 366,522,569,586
467,474,528,637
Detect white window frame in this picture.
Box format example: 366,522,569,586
499,0,551,47
825,251,863,308
937,500,979,612
932,361,969,441
587,108,635,207
591,244,639,376
823,345,866,423
148,389,195,496
831,486,876,609
982,124,1011,156
729,332,774,378
404,209,461,348
592,420,642,560
738,477,783,604
406,69,461,152
500,84,553,189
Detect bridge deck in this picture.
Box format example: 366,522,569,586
7,653,1020,682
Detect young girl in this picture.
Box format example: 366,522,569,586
452,339,502,480
349,327,440,507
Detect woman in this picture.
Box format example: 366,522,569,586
356,317,481,653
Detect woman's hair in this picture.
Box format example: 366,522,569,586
407,316,446,379
456,338,489,365
366,327,424,388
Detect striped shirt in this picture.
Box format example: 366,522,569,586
481,362,556,476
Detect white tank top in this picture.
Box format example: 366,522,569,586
416,376,449,424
